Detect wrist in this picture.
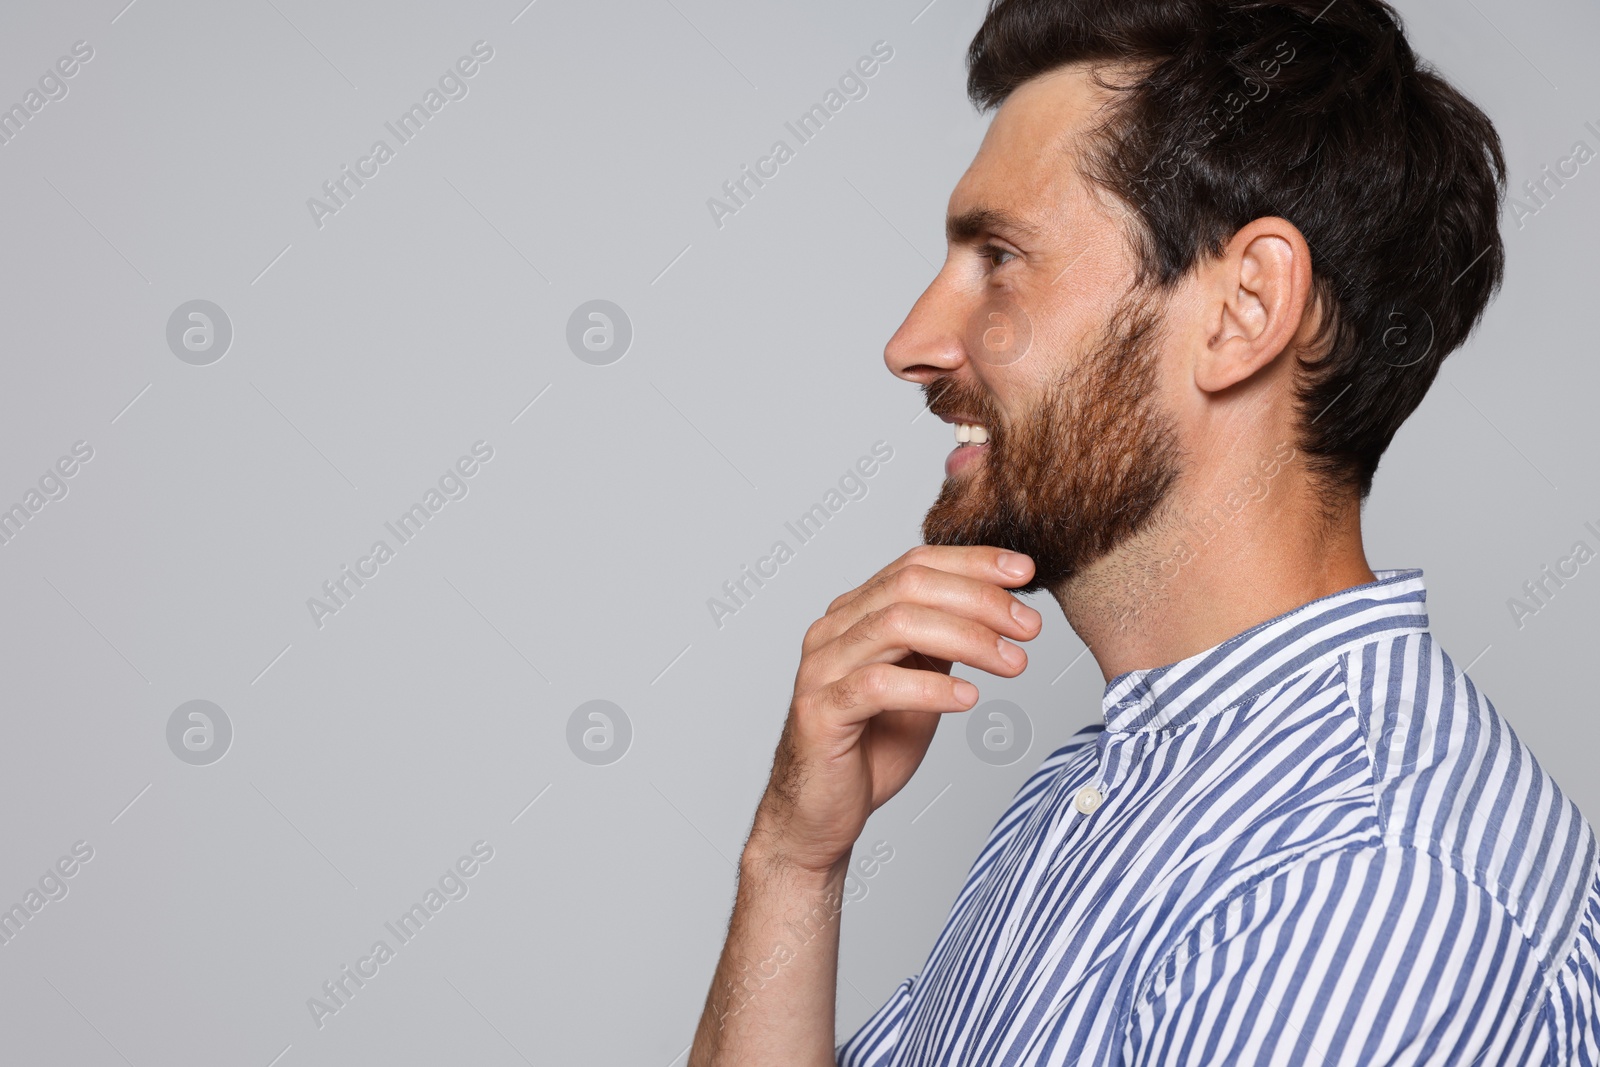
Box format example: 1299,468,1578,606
740,827,851,889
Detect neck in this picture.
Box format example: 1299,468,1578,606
1050,461,1378,683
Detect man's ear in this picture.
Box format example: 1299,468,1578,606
1195,216,1313,394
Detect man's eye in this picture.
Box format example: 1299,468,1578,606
978,243,1016,269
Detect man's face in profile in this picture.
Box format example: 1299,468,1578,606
886,65,1188,596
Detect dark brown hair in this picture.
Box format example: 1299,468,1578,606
968,0,1507,498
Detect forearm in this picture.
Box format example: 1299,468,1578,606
689,838,850,1067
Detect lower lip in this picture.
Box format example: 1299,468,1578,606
945,442,989,478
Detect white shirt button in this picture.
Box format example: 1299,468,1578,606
1073,785,1104,814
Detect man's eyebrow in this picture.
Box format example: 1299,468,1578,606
945,207,1041,244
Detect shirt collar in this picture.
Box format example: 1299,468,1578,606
1100,568,1430,734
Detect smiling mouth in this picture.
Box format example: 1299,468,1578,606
952,421,990,446
945,421,991,477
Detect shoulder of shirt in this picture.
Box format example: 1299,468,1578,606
1336,628,1599,973
1132,836,1600,1045
1134,630,1600,1032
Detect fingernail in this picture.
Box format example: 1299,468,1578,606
1010,599,1036,628
953,679,979,705
997,638,1025,667
997,552,1029,578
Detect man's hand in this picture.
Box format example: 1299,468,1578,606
758,547,1036,863
752,544,1042,875
689,545,1041,1067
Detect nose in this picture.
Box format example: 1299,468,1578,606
884,270,969,385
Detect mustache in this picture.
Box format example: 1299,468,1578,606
923,376,1002,428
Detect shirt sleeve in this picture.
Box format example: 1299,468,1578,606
1126,844,1554,1066
836,976,916,1066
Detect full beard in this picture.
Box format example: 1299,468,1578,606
920,286,1184,597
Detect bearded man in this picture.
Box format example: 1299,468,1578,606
689,1,1600,1063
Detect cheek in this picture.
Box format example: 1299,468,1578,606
966,293,1036,371
971,356,1049,432
995,309,1075,402
1153,339,1192,404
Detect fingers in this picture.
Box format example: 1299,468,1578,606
797,661,980,729
825,545,1034,617
808,550,1041,661
801,600,1031,696
765,547,1035,870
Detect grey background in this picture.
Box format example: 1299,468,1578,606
0,0,1594,1063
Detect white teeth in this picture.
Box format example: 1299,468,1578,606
954,422,988,445
969,425,989,444
955,423,971,444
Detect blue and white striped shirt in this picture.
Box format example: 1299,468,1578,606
837,569,1600,1065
